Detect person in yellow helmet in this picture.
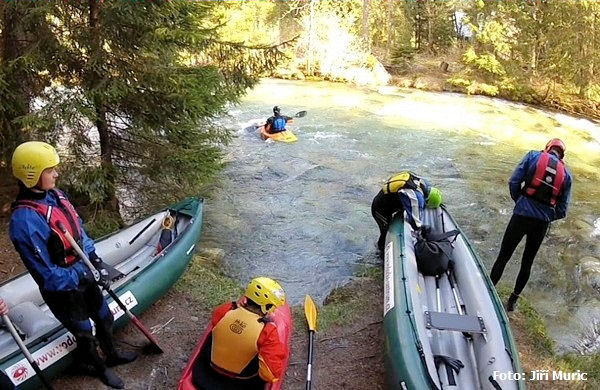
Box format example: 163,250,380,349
372,171,442,256
8,141,136,389
192,277,288,389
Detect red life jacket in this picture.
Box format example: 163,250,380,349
524,152,566,206
12,189,83,267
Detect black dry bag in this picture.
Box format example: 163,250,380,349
414,226,460,276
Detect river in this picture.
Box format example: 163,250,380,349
202,79,600,354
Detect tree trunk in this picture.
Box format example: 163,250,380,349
386,0,393,63
0,2,29,163
426,3,435,55
88,0,120,213
307,0,315,75
362,0,370,51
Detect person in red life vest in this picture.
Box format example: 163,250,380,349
8,141,136,389
192,277,287,389
490,138,572,311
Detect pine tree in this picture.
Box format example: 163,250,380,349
23,1,285,219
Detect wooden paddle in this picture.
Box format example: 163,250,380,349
2,314,55,390
57,222,164,354
304,294,317,390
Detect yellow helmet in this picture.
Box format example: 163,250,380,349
245,277,286,314
11,141,60,188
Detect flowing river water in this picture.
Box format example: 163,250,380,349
201,79,600,354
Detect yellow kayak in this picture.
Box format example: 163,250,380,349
259,125,298,143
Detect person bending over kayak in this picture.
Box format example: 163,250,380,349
490,138,572,312
8,141,136,389
265,106,293,134
372,171,443,256
192,277,287,389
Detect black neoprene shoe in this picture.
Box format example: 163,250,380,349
98,368,124,389
506,293,519,312
105,350,138,367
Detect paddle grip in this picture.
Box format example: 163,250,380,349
306,330,314,390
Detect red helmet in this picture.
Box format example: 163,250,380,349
544,138,565,159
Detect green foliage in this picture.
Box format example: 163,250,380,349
83,209,124,239
391,45,416,68
319,284,364,332
176,254,243,310
498,287,555,356
355,264,383,281
4,1,285,216
463,47,505,78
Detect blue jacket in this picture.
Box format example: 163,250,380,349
509,150,572,222
266,114,292,133
9,190,97,292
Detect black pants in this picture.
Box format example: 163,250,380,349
490,214,550,296
371,190,404,252
41,281,116,373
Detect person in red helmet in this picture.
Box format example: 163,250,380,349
490,138,572,311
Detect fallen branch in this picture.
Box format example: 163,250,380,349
150,317,174,335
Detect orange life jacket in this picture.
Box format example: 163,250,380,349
211,306,265,378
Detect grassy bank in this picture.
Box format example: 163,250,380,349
497,287,600,389
177,250,599,388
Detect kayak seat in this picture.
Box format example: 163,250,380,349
424,311,487,334
8,301,60,340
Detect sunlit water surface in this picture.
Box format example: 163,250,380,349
202,79,600,353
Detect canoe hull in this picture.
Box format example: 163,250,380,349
383,206,524,390
0,197,204,389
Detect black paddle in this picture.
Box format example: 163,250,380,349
2,313,55,390
304,295,317,390
57,222,164,354
255,110,307,130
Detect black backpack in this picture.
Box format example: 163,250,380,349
414,226,460,276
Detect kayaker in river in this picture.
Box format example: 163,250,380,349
8,141,137,389
371,171,443,257
490,138,572,312
264,106,293,134
193,277,287,389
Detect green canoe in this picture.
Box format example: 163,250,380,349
383,205,524,390
0,197,203,389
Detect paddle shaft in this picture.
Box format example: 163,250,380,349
306,330,315,390
57,222,164,354
2,314,55,390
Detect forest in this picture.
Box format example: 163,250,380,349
2,0,599,230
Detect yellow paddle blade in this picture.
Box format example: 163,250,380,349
304,294,317,332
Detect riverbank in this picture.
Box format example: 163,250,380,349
40,249,600,388
276,51,600,125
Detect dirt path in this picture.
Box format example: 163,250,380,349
49,277,384,390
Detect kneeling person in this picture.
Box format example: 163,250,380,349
193,277,287,389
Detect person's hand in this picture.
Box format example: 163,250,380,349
97,266,111,289
0,299,8,316
88,251,111,288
